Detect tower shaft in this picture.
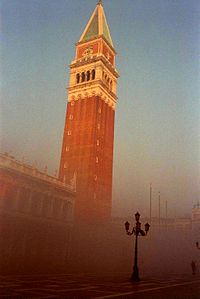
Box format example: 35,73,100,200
59,2,119,223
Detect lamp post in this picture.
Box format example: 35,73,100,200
125,212,150,282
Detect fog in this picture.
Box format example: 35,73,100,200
1,0,199,280
1,217,199,278
67,223,199,278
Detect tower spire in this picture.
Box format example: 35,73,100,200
79,0,113,47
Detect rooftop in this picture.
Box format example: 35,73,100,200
0,153,75,192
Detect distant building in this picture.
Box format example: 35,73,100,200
112,216,192,231
192,201,200,221
0,153,75,274
59,1,119,223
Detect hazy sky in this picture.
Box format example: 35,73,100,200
1,0,200,218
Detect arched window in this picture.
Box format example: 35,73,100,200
86,70,90,81
76,73,80,84
91,69,95,80
81,72,85,82
110,80,113,90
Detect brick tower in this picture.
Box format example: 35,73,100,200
59,1,119,223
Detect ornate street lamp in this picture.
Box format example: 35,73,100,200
125,212,150,282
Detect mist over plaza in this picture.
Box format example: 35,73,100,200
0,2,200,298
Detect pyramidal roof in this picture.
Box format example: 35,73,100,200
79,1,114,47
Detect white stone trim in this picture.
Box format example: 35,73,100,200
98,3,103,36
68,83,116,110
68,59,118,98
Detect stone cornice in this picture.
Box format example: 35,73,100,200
70,55,119,78
0,153,75,194
67,83,117,110
68,80,117,100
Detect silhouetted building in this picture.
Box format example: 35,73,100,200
59,1,119,223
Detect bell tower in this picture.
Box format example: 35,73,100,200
59,1,119,223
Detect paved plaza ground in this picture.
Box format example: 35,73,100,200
0,272,199,298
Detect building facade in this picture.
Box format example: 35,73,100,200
0,153,75,273
0,153,74,221
59,1,119,223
